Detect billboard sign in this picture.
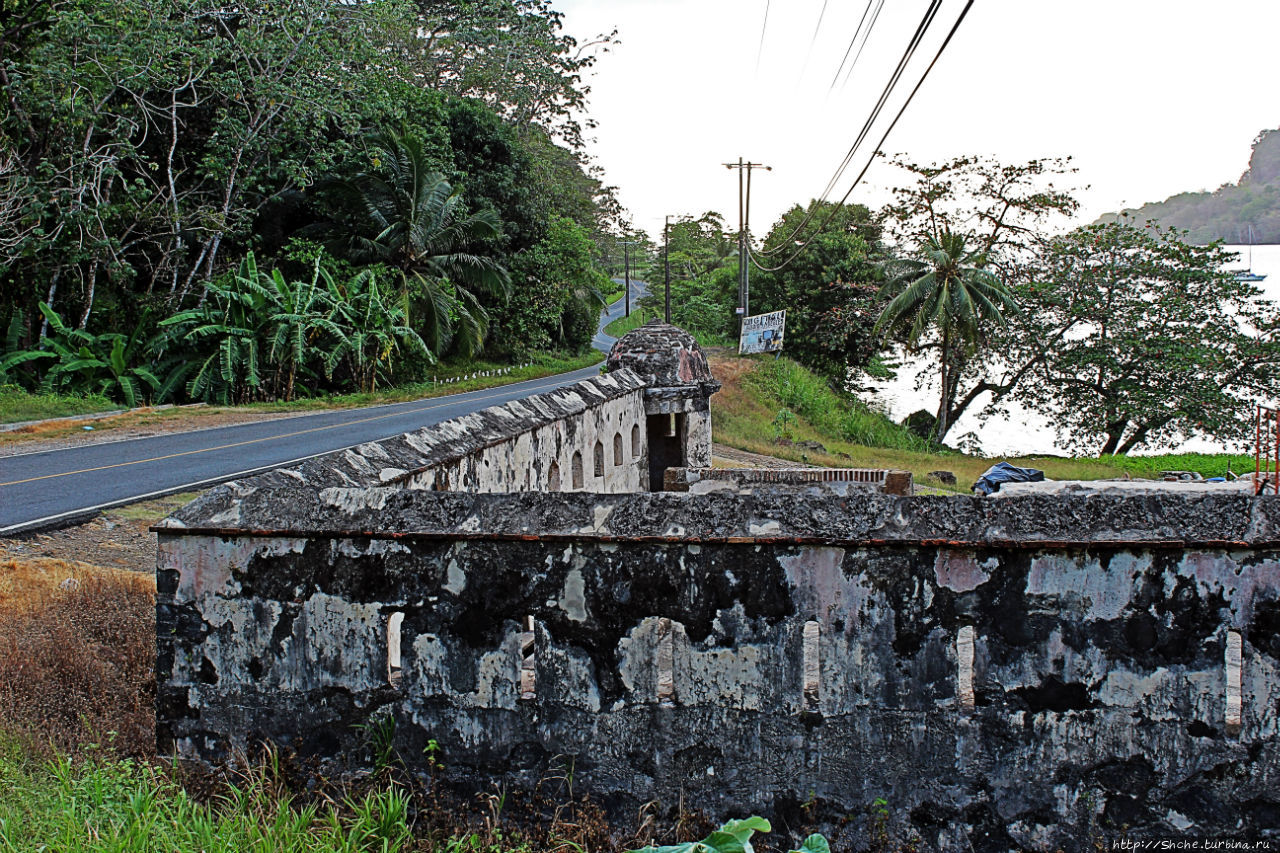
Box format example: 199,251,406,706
739,309,786,354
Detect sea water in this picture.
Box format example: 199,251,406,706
859,244,1280,457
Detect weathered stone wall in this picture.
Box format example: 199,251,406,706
395,371,648,494
186,371,651,503
156,488,1280,851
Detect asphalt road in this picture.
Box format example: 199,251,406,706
0,281,649,535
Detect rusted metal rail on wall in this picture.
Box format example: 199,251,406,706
1257,405,1280,496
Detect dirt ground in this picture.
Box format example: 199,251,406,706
0,407,300,457
0,492,198,574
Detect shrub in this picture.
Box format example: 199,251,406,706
0,559,155,758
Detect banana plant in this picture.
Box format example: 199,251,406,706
0,303,159,407
628,817,830,853
327,267,429,393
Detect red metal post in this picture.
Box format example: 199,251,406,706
1256,405,1280,496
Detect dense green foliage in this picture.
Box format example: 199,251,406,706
1098,128,1280,244
0,0,620,405
751,202,884,380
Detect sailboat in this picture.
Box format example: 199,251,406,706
1232,224,1267,282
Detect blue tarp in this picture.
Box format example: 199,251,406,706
973,461,1045,496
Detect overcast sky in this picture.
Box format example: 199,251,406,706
554,0,1280,243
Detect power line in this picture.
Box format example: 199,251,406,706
839,0,886,89
756,0,946,255
798,0,832,83
749,0,978,274
755,0,771,74
829,0,877,90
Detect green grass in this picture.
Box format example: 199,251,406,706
604,307,650,337
745,357,929,452
234,350,605,413
707,353,1257,492
0,385,119,424
0,744,414,852
1098,452,1255,480
602,287,626,305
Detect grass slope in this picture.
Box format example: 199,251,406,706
709,353,1250,490
0,386,119,424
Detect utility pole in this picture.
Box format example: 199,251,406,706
664,216,672,323
617,240,639,316
723,157,770,321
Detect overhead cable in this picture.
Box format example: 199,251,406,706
756,0,946,256
749,0,978,274
756,0,771,74
797,0,832,83
839,0,886,89
829,0,878,90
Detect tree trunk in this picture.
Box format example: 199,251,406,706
77,259,99,330
933,328,953,443
1098,420,1127,456
40,268,61,338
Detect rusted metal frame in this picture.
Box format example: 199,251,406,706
1257,405,1280,496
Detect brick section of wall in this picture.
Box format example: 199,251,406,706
664,467,914,495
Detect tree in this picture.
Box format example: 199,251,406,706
1000,220,1280,455
313,131,511,358
875,230,1019,442
875,155,1079,440
750,201,884,380
413,0,617,151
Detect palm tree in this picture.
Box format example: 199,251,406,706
875,230,1018,443
317,131,510,358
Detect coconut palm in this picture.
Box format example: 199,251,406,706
317,131,510,358
875,230,1018,443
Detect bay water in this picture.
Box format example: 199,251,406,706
858,244,1280,457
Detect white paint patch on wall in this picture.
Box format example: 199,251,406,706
1026,553,1147,620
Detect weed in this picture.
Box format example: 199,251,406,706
424,738,445,774
355,712,399,775
625,815,831,853
772,407,796,440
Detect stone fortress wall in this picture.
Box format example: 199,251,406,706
155,321,1280,851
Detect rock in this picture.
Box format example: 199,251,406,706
796,440,827,453
927,470,957,486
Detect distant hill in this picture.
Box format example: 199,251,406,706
1096,128,1280,244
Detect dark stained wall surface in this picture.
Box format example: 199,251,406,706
157,489,1280,852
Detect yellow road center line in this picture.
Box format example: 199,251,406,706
0,376,581,488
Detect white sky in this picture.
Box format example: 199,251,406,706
555,0,1280,243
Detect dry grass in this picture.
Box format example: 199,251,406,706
0,557,155,758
